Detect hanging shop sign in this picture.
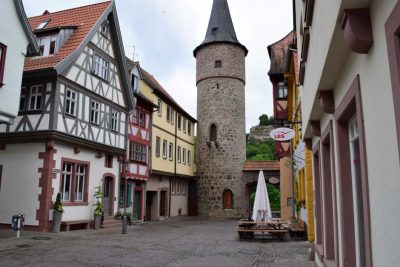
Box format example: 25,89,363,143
270,127,295,141
268,177,280,184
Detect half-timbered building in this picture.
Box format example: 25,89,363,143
0,1,134,232
122,59,156,221
267,31,295,221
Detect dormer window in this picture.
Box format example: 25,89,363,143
36,20,49,30
38,35,57,56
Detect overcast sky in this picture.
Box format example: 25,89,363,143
23,0,293,132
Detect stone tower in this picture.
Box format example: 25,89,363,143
194,0,248,219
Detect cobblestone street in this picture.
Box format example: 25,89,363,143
0,218,316,267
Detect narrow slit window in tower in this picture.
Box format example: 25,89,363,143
215,60,222,68
210,124,217,141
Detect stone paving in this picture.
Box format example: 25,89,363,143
0,218,317,267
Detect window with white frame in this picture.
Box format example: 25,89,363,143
166,106,171,122
0,43,6,86
29,85,43,110
75,164,85,201
182,148,186,164
188,122,192,136
162,140,167,159
132,109,138,124
188,150,191,166
38,35,57,56
171,179,176,194
130,142,147,163
139,111,145,127
61,163,72,201
111,110,119,131
61,162,88,203
65,88,77,116
183,118,187,133
155,136,161,157
92,53,109,81
90,100,100,124
157,99,162,116
177,114,182,130
170,109,174,125
169,142,173,161
177,146,181,163
278,81,287,99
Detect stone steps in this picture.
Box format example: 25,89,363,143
101,216,122,229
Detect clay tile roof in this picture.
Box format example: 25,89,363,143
243,160,280,172
141,68,196,122
267,31,295,75
24,1,111,72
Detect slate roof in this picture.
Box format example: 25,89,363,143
243,160,280,172
24,1,111,72
141,69,196,122
194,0,247,56
267,31,295,75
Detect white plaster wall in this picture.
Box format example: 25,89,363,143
297,0,341,128
171,195,188,217
0,143,44,226
0,1,29,122
52,142,120,221
308,0,400,266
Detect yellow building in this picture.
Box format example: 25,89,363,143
140,68,197,221
287,51,315,242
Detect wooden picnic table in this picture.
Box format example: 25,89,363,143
237,219,288,240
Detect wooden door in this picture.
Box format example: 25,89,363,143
103,177,113,216
134,190,141,220
160,190,167,217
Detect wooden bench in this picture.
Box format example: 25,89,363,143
61,220,91,231
237,227,287,240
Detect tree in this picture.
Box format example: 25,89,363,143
246,141,276,160
259,114,274,126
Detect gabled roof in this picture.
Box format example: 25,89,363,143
141,68,197,122
14,0,39,55
25,1,112,72
126,57,143,79
24,1,135,110
267,31,295,75
194,0,247,57
243,160,280,172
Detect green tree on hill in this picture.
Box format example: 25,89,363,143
259,114,274,126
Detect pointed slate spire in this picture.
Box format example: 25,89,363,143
194,0,248,57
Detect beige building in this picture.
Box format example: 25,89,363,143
140,69,196,221
294,0,400,266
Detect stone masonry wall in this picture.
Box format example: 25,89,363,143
196,44,246,219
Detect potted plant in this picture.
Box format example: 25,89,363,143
52,193,64,233
93,184,103,230
114,210,122,220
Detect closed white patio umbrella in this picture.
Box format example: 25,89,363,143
252,170,272,222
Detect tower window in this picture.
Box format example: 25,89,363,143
223,189,233,209
216,83,220,89
210,124,217,141
215,60,222,68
